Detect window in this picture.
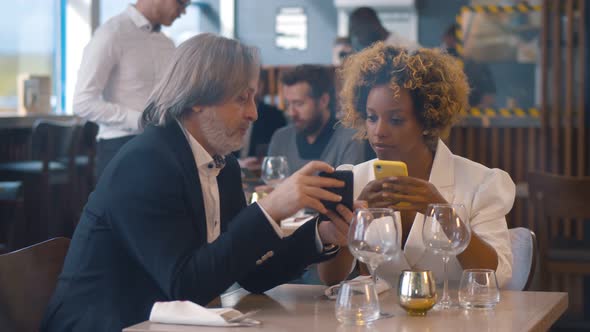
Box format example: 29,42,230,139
0,1,59,112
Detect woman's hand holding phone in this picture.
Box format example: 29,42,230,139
379,176,447,213
360,160,447,212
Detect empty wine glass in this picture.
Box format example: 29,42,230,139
422,203,471,309
348,208,399,281
260,156,289,187
348,208,399,318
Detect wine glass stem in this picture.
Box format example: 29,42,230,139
441,255,451,306
368,264,378,283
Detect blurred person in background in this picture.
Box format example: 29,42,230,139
73,0,187,179
348,6,420,52
267,65,365,174
442,23,497,109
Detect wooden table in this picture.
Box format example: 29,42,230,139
124,284,567,332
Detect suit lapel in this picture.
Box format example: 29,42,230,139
217,156,247,233
161,122,208,244
405,140,456,267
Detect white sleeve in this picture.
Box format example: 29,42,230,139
470,169,515,288
72,30,141,131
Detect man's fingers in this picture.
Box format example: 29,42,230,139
302,175,344,188
303,197,327,214
297,161,334,175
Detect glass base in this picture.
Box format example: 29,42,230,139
433,300,457,310
460,303,497,310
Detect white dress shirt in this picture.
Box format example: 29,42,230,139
73,5,175,140
351,140,515,287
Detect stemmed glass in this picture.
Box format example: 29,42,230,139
260,156,289,188
422,203,471,309
348,208,399,318
348,208,400,282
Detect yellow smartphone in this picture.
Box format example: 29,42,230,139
373,160,408,179
373,160,409,207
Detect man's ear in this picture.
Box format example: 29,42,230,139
319,93,330,111
191,105,204,114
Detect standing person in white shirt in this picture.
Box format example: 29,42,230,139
73,0,186,179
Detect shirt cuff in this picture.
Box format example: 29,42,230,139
315,220,339,255
124,108,142,131
255,202,284,239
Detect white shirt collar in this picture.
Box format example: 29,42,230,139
125,5,157,32
428,139,455,189
176,120,221,174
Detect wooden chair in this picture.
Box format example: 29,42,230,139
0,120,80,243
504,227,538,291
0,181,24,253
0,237,70,332
528,171,590,319
528,171,590,274
69,121,98,228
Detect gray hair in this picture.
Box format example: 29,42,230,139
140,33,260,128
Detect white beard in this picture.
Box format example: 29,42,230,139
198,110,245,156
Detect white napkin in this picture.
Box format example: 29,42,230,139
324,276,390,300
149,301,260,327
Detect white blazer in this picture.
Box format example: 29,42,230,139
351,140,515,287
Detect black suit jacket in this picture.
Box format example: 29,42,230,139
41,122,331,331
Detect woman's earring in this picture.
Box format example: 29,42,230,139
422,130,429,136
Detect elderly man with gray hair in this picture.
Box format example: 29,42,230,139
41,34,353,332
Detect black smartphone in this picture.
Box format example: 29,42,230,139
318,170,353,212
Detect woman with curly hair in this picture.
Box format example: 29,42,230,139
318,43,515,289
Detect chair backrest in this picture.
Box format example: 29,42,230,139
528,171,590,220
78,121,99,176
30,119,80,173
504,227,537,291
0,237,70,332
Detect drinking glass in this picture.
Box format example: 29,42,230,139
348,208,399,282
458,269,500,309
398,269,437,316
335,279,380,325
260,156,289,187
422,203,471,309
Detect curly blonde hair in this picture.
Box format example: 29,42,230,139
338,42,469,151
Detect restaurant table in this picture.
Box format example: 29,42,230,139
124,284,567,332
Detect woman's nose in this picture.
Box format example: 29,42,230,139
374,119,389,137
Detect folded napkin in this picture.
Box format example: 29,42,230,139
149,301,260,327
325,276,390,300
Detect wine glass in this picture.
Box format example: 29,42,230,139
348,208,399,282
260,156,289,188
348,208,399,318
421,203,471,309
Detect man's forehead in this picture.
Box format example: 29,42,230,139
284,82,311,95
